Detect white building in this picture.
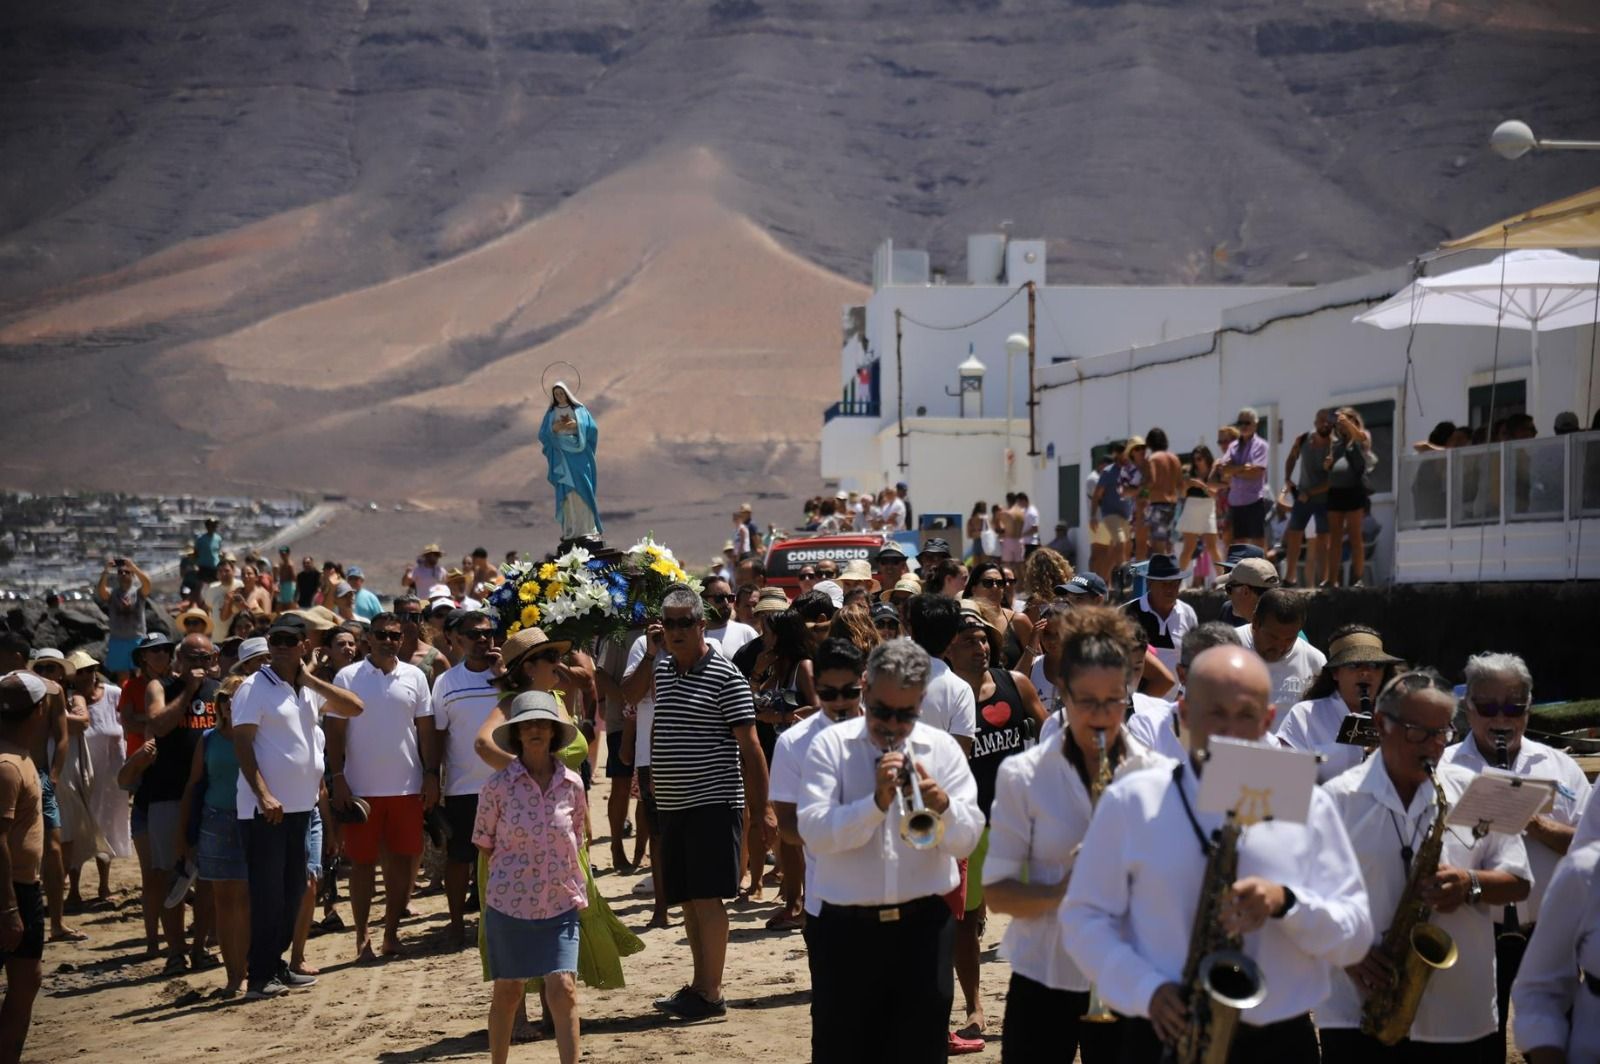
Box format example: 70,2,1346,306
821,234,1600,582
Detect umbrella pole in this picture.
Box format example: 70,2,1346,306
1530,327,1540,430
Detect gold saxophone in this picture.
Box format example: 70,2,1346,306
1168,809,1268,1064
1359,759,1460,1045
1082,728,1117,1024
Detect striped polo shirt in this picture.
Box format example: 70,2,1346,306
650,646,756,812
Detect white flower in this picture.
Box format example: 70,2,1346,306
556,545,593,568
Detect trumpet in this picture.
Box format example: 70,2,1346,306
886,743,945,850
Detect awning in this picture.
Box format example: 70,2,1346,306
1439,185,1600,252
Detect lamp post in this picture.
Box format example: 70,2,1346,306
1005,332,1028,491
1490,119,1600,160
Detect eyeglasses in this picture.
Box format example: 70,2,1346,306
1468,699,1529,719
816,684,863,701
371,630,404,643
1382,713,1455,744
1064,691,1127,716
661,616,700,631
867,701,920,724
464,629,494,642
268,633,303,648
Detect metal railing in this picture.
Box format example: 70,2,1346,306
1397,429,1600,530
823,399,881,423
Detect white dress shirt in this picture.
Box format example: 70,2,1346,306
1441,735,1591,925
1576,786,1600,850
798,717,983,906
1122,696,1187,763
918,658,976,739
1512,841,1600,1060
1278,695,1369,783
1060,758,1372,1026
1319,757,1532,1041
770,710,852,917
985,728,1168,991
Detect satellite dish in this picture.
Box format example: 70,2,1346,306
540,361,583,398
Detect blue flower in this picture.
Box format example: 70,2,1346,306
586,558,607,572
632,601,647,623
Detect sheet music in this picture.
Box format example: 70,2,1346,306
1445,770,1553,835
1196,737,1319,824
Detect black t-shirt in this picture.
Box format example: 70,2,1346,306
295,570,321,609
138,677,220,805
968,667,1029,820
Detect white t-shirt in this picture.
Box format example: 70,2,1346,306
880,497,907,531
1237,625,1326,730
328,659,433,797
202,578,240,616
431,661,502,797
1023,505,1041,545
918,658,976,739
231,665,326,817
706,620,759,660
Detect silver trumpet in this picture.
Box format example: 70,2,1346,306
888,743,945,850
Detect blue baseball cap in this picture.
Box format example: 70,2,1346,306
1058,573,1108,598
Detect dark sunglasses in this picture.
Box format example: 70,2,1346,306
396,611,423,622
797,572,818,581
977,578,1005,589
873,618,900,631
371,630,404,642
463,629,494,641
817,684,863,701
867,701,920,724
268,633,303,648
1468,699,1528,719
661,616,699,630
532,649,563,664
817,569,838,577
706,593,736,603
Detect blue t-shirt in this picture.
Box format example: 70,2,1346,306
202,728,241,812
353,588,383,621
1097,463,1132,519
194,531,222,569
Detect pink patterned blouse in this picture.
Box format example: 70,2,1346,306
472,758,588,922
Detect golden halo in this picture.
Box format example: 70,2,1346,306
540,362,583,398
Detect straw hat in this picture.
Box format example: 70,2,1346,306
421,543,443,557
837,559,880,592
28,648,76,682
752,588,791,615
884,575,922,601
492,690,578,754
175,606,214,635
1325,631,1404,670
65,650,100,675
499,627,573,682
958,601,1005,638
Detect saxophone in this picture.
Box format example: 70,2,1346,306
1359,759,1461,1045
1082,728,1117,1024
1167,810,1268,1064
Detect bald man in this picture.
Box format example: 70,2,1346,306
1061,647,1371,1062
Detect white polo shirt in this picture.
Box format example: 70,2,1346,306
431,661,502,797
770,709,854,917
1441,734,1591,925
1237,625,1326,729
1575,786,1600,850
231,665,326,817
1121,695,1188,763
917,658,976,739
1320,757,1532,1041
328,658,433,798
1278,694,1369,783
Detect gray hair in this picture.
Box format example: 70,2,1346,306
661,583,704,621
1375,668,1454,718
1463,652,1532,703
1180,621,1244,669
865,637,930,690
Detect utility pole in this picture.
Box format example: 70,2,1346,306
1026,281,1039,456
896,309,908,472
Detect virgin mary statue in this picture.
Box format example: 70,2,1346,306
538,381,603,541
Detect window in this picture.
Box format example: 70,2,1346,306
1467,379,1526,439
1348,399,1395,496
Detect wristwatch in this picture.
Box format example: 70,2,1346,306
1466,871,1483,905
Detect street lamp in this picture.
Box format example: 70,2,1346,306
1490,119,1600,160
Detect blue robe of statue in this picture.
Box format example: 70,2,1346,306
538,381,603,539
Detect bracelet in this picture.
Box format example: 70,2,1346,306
331,771,346,779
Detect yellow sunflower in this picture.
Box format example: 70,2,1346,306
546,580,566,598
650,559,676,577
539,563,559,581
520,604,541,627
518,581,540,603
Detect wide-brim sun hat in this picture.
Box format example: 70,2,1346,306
65,650,100,675
499,627,572,679
28,647,76,682
958,601,1004,638
1145,554,1184,582
492,690,578,754
752,588,791,615
837,559,880,592
175,606,214,635
132,632,176,663
1326,631,1405,669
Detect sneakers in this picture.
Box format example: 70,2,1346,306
278,965,318,988
654,986,726,1020
245,979,289,1001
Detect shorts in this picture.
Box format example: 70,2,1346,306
306,806,324,880
1177,499,1217,537
657,803,745,906
964,828,990,913
198,804,248,881
1288,494,1328,534
1098,514,1129,547
484,905,579,980
442,794,481,864
104,636,139,674
1327,485,1367,514
1090,522,1111,547
0,882,45,963
146,800,183,871
39,775,60,832
1230,499,1268,540
342,793,424,864
131,802,147,837
1144,503,1176,545
604,730,633,779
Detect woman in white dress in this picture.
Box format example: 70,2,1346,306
73,652,131,907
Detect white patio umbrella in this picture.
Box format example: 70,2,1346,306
1355,249,1600,428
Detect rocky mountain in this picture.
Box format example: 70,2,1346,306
0,0,1596,563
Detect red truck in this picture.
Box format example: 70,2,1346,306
762,532,898,599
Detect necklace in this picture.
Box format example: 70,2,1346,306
1387,808,1426,873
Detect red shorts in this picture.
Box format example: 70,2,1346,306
343,793,424,864
943,857,968,920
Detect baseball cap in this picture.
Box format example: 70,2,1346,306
921,538,952,557
1227,558,1280,590
1058,573,1108,598
1220,544,1266,571
4,672,49,707
870,602,900,624
345,566,364,579
268,615,309,638
333,582,354,598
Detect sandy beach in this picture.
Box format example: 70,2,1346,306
31,767,1017,1063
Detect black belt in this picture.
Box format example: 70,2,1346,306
1586,970,1600,998
819,895,946,924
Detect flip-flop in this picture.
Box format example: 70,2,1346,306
49,928,89,943
948,1031,985,1054
763,911,805,931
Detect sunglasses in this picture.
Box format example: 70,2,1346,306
797,572,818,581
706,593,736,603
816,684,863,702
977,578,1005,589
817,569,838,578
463,629,494,642
661,616,699,631
371,630,404,642
268,633,303,648
1468,699,1529,719
1382,713,1455,744
396,611,423,622
873,618,900,631
867,701,920,724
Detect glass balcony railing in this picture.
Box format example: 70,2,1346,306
1398,430,1599,531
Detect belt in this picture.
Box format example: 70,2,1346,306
819,895,945,924
1586,970,1600,998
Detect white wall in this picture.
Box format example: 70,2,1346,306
872,418,1033,524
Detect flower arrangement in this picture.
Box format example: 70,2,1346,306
619,536,702,625
486,545,630,647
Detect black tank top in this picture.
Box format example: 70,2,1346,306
969,667,1029,820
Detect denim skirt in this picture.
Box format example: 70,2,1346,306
197,804,248,881
484,905,580,980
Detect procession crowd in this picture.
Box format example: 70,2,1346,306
1,503,1597,1064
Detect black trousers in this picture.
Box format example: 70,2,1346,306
810,896,954,1064
1494,921,1530,1060
1120,1011,1318,1064
241,810,310,986
1000,973,1120,1064
1322,1028,1501,1064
